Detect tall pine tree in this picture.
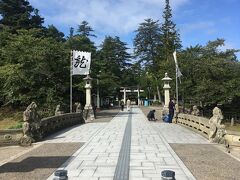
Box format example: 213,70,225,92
0,0,44,31
77,21,96,37
161,0,181,62
134,18,162,71
133,19,163,102
96,36,131,96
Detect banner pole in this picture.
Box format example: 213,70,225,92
176,66,178,104
70,50,73,113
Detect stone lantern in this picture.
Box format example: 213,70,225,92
83,75,92,109
162,72,172,108
83,75,95,122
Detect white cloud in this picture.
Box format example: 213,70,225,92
29,0,189,35
180,21,217,35
218,41,239,51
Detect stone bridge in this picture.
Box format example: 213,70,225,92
0,106,240,180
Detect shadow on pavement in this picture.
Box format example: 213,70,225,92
0,156,70,172
0,143,82,180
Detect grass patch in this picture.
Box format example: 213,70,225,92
224,122,240,132
8,122,23,129
0,107,23,129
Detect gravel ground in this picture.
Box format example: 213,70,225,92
0,143,83,180
0,145,34,166
170,144,240,180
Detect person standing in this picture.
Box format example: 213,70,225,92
168,98,175,123
120,100,124,111
127,98,131,111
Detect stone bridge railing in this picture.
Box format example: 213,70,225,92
176,113,210,138
175,110,240,153
0,112,84,146
40,112,84,137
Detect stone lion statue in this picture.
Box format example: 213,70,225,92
75,102,82,113
208,107,226,143
191,105,200,116
23,102,38,122
55,104,63,115
21,102,42,146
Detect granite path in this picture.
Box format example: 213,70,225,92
1,106,240,180
47,107,196,180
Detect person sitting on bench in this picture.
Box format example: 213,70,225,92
147,110,156,121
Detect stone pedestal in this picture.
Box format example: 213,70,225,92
83,106,95,123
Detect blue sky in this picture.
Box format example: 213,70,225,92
29,0,240,58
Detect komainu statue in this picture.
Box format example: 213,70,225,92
75,102,82,113
209,107,226,143
21,102,42,146
191,105,200,116
55,104,63,115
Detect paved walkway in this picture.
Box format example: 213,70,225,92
1,106,240,180
47,107,199,180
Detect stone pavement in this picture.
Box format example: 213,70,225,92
47,107,197,180
1,106,240,180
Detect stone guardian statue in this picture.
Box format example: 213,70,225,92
208,107,226,143
191,105,200,116
20,102,41,146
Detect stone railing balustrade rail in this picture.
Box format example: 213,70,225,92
176,113,210,138
40,112,85,137
0,112,84,146
175,106,240,152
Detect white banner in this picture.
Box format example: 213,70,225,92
72,50,91,75
173,50,182,78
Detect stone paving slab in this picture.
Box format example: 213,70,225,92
152,123,209,144
131,108,195,180
44,122,107,143
47,107,196,180
47,110,129,180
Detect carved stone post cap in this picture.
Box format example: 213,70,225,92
162,73,172,81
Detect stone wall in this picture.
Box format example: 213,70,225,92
40,112,84,137
0,112,84,146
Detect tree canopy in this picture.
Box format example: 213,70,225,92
0,0,239,114
0,0,44,31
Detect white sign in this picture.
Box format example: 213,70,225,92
72,50,91,75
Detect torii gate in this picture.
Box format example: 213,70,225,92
120,87,144,105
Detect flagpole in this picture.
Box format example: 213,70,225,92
70,50,73,113
173,50,179,105
176,65,179,105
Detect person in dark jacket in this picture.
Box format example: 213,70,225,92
120,100,124,111
168,98,175,123
147,110,156,121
